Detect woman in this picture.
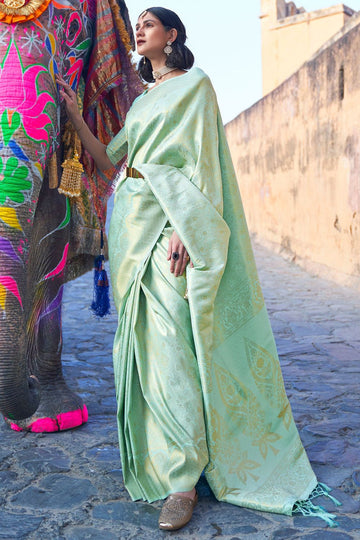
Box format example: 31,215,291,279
57,7,338,532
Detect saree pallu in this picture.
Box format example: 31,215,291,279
107,68,317,514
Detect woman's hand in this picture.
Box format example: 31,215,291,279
167,231,192,277
55,74,113,171
55,75,83,131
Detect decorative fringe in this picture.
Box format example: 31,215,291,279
58,149,83,198
293,483,341,527
293,500,338,527
109,0,133,56
90,229,110,317
310,483,342,507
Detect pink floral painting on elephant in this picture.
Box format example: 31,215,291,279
0,0,142,432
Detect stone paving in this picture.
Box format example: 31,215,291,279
0,242,359,539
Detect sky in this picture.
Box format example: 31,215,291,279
126,0,360,123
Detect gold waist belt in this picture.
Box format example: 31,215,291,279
126,167,144,179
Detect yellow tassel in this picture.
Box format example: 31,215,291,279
58,149,83,198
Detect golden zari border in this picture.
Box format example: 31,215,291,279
0,0,51,23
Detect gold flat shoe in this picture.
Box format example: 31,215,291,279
158,491,198,531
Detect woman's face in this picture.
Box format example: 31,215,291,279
135,11,175,59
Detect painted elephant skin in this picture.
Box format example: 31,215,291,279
0,0,140,432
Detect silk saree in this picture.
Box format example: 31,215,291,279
106,67,328,518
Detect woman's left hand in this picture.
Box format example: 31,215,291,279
167,231,192,277
55,74,83,130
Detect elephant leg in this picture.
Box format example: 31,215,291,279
0,271,40,422
5,179,88,432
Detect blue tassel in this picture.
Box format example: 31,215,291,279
91,230,110,317
292,482,341,527
311,483,342,507
293,499,338,527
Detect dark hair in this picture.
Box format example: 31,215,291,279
137,7,194,83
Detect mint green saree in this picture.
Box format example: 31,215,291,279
106,67,321,516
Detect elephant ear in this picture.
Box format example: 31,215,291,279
82,0,144,227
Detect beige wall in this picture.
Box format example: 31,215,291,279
261,1,354,95
226,18,360,287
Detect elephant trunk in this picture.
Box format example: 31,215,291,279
0,373,40,421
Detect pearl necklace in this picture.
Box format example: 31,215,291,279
152,66,177,81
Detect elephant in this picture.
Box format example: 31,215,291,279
0,0,143,432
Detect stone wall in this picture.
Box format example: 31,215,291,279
261,0,355,95
226,16,360,287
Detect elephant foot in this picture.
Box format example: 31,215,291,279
4,381,88,433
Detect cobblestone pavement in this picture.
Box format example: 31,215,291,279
0,242,359,539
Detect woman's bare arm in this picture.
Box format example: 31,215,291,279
56,75,114,171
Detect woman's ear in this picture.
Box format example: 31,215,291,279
169,28,178,43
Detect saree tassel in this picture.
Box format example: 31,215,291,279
90,229,110,317
58,149,83,198
292,482,341,527
292,499,338,527
309,483,342,507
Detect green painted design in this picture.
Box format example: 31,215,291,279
0,157,32,205
1,110,21,146
60,197,71,229
76,38,92,51
38,197,71,244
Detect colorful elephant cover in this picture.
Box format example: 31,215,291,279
0,0,143,288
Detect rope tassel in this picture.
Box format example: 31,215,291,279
58,149,83,198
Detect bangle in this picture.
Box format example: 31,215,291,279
75,121,85,133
